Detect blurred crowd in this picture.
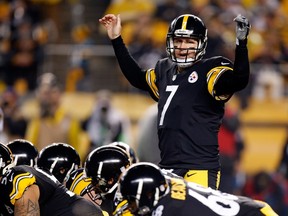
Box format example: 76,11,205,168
0,0,288,214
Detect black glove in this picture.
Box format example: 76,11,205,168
234,14,250,45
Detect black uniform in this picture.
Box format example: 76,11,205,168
111,36,249,172
65,168,114,216
0,165,103,216
152,178,278,216
65,168,91,196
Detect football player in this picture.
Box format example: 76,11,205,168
115,162,278,216
0,143,104,216
36,142,81,184
83,145,131,215
99,13,250,189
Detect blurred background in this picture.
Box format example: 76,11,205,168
0,0,287,214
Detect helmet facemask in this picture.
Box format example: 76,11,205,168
85,176,119,205
84,146,130,205
119,163,169,216
0,157,16,175
166,14,208,68
125,187,163,216
49,160,79,184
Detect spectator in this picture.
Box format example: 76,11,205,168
66,24,94,92
0,88,27,142
277,129,288,180
218,105,245,194
25,73,87,159
136,103,161,164
242,171,286,215
82,89,131,152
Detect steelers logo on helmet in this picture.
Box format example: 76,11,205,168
166,14,208,68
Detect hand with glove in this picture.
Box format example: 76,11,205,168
234,14,251,46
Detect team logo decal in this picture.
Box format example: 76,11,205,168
188,71,198,83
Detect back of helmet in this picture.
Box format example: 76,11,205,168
7,139,38,167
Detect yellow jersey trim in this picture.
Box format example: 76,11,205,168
10,172,36,205
145,69,159,99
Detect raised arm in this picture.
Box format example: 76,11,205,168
99,14,150,91
214,15,250,96
99,14,122,40
14,184,40,216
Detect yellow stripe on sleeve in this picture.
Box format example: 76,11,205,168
206,66,233,101
256,200,279,216
10,172,36,205
145,69,159,99
70,172,91,196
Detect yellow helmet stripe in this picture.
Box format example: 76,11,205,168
182,15,189,30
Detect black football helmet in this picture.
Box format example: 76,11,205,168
37,143,81,183
7,139,38,167
84,145,130,203
118,162,168,215
108,142,139,164
166,14,208,68
0,143,15,175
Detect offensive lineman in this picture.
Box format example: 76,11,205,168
0,143,104,216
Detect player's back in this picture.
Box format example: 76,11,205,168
153,178,278,216
0,165,97,216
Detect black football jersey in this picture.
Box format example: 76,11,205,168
0,165,89,216
145,57,233,170
152,178,277,216
111,36,249,171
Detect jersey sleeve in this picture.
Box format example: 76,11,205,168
145,68,159,101
211,44,250,99
206,63,234,101
8,170,36,205
66,170,91,196
111,36,151,91
255,200,278,216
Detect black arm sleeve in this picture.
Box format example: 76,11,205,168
215,41,250,95
111,36,150,91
